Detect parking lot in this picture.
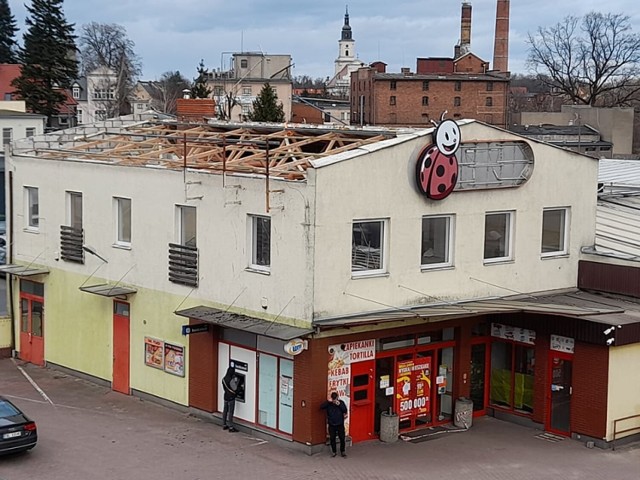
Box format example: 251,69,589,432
1,358,639,480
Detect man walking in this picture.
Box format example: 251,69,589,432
222,365,239,432
320,392,348,457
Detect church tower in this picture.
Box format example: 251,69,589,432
334,6,356,76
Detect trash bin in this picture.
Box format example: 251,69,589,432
380,411,399,443
454,397,473,429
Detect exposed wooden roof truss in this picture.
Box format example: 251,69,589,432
36,122,395,180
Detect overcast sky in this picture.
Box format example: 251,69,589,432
7,0,640,81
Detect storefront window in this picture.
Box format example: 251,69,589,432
490,341,535,414
278,359,293,434
490,342,512,408
437,347,454,421
258,353,277,429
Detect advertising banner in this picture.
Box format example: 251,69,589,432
413,358,431,418
164,343,185,377
396,360,414,421
327,339,375,435
396,358,432,421
144,337,164,369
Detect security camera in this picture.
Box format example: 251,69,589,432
603,327,615,335
606,338,615,346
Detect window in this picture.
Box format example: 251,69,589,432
454,81,462,91
67,191,83,230
24,187,39,229
242,105,250,115
484,212,513,262
541,208,568,256
213,86,224,96
250,215,271,270
486,97,493,107
389,96,396,106
352,219,387,274
178,205,196,248
490,342,534,414
72,86,80,98
486,81,494,91
422,81,429,91
242,87,251,96
76,109,83,124
25,128,36,138
454,97,461,107
390,80,397,90
95,110,107,121
93,88,115,100
2,128,12,145
240,59,248,68
421,215,453,268
422,96,429,106
115,197,131,245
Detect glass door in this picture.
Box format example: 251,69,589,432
547,352,572,435
470,342,489,415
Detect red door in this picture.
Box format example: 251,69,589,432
112,301,130,394
546,351,573,436
19,295,45,366
349,360,374,442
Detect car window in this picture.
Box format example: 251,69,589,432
0,400,21,418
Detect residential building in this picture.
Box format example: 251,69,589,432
4,115,640,454
206,53,293,122
74,67,121,124
291,97,350,125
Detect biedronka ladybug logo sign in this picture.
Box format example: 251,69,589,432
415,112,462,200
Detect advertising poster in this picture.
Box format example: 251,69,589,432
164,343,185,377
326,340,375,435
413,358,431,417
144,337,164,369
396,359,414,421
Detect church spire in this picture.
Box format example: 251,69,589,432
341,5,352,40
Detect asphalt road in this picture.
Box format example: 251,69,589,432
1,359,639,480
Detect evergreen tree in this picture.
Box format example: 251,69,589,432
0,0,18,63
11,0,78,127
191,59,212,99
247,83,285,123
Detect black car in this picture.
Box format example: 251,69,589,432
0,396,38,455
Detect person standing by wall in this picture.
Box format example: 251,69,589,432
222,366,239,432
320,391,348,457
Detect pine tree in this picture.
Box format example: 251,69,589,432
11,0,78,127
247,83,285,123
191,59,212,99
0,0,18,63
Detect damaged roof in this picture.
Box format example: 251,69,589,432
13,118,397,180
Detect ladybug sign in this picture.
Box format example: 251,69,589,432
415,114,461,200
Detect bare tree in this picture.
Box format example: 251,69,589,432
79,22,142,117
154,71,191,115
527,12,640,107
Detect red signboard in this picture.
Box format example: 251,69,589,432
396,357,432,421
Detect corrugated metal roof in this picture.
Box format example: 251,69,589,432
599,159,640,186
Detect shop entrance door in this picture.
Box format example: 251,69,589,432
396,352,433,430
470,340,490,415
546,352,573,436
112,301,130,394
349,360,374,442
19,295,45,366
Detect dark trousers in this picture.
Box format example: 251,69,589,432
328,424,346,454
222,399,235,428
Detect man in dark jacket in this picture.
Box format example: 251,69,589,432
320,392,348,457
222,366,239,432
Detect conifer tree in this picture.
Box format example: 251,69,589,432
0,0,18,63
191,59,212,99
11,0,78,127
247,83,285,123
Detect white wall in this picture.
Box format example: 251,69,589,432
310,122,599,318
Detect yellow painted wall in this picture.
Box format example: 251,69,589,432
607,344,640,440
9,268,206,407
0,316,11,349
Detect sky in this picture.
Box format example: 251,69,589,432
6,0,640,82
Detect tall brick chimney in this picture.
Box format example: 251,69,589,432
460,1,472,56
492,0,510,72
